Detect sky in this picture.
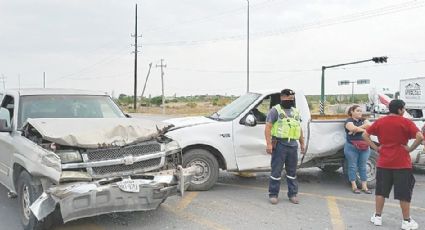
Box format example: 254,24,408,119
1,0,425,97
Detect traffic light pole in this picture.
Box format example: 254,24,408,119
319,57,387,115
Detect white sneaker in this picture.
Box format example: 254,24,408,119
401,218,418,230
370,213,382,226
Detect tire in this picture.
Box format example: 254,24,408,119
17,171,52,230
343,150,378,189
319,165,341,173
183,148,219,191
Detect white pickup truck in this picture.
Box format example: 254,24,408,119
164,90,425,191
0,89,195,230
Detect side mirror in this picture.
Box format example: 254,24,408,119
244,114,257,127
0,119,11,132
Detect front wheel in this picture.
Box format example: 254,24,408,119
17,171,52,230
183,148,219,191
343,150,378,189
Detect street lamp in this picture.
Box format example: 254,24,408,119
320,56,387,115
338,79,370,103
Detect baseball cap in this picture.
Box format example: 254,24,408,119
280,89,295,96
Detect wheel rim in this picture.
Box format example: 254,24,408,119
366,159,377,182
21,185,31,221
187,159,211,185
357,159,376,182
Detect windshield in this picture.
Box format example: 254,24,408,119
210,93,261,121
18,95,125,128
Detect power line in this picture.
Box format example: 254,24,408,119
63,72,132,80
167,66,320,74
166,59,425,74
143,0,425,47
141,0,277,34
51,47,130,82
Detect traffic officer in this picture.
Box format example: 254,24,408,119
265,89,305,205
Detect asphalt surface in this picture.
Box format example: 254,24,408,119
1,114,425,230
2,169,425,230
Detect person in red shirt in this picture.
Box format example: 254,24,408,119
422,124,425,147
363,99,423,230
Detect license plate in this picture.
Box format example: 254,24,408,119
117,180,140,193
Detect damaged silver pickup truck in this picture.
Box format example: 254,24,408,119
0,89,195,230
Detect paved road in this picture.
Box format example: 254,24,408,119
2,169,425,230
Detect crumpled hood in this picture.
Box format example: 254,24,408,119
163,116,216,129
25,118,168,148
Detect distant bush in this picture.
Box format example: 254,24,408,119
150,96,163,106
167,98,178,103
186,102,197,108
335,105,346,114
212,97,231,106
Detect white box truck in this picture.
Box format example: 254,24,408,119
400,77,425,118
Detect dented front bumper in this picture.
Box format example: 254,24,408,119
30,165,196,223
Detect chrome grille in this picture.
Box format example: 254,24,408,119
92,158,162,176
86,141,161,161
83,141,164,177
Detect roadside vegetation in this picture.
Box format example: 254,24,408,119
116,93,369,115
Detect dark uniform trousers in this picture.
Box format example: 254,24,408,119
268,139,298,198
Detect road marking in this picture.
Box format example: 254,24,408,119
176,192,199,210
216,183,425,212
326,196,345,230
335,196,425,212
162,204,230,230
55,223,105,230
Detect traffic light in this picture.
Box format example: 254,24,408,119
372,56,388,63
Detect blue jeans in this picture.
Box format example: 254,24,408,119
344,142,370,182
268,140,298,198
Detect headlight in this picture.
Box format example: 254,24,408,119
41,154,61,171
58,150,83,163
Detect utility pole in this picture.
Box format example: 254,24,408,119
246,0,250,93
156,59,167,114
0,74,6,89
131,4,142,111
141,63,152,101
43,72,46,88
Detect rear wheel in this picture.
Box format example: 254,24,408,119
183,148,219,191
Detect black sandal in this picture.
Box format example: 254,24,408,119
362,189,372,194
